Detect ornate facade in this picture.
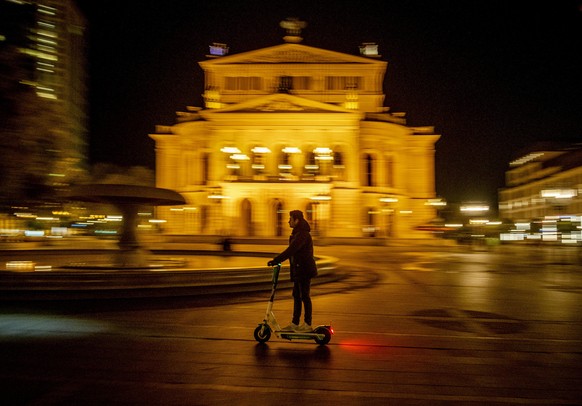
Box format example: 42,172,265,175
150,32,440,240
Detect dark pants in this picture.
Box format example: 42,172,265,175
292,278,312,325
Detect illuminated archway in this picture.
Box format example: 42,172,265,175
274,200,285,237
241,199,253,236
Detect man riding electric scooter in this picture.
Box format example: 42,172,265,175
267,210,317,332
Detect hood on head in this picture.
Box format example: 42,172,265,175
292,218,311,234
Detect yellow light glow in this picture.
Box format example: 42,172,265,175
36,29,58,38
310,195,331,201
6,261,36,271
379,197,398,203
19,48,58,61
37,37,57,45
230,154,249,160
541,189,576,199
37,92,57,99
220,147,241,154
313,147,332,154
425,198,447,206
251,147,271,154
460,205,489,212
510,152,544,166
282,147,301,154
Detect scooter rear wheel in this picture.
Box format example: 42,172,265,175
313,326,332,345
254,324,271,343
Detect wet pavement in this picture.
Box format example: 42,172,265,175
0,242,581,405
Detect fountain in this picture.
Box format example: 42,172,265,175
0,184,341,299
64,184,186,269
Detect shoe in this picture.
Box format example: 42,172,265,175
282,323,298,331
297,323,312,332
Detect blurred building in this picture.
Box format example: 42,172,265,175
499,142,582,221
0,0,87,202
150,22,441,239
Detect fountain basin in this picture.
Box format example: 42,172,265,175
0,249,340,300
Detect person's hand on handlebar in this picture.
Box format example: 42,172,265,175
267,260,276,267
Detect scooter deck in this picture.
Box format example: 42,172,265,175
276,330,326,340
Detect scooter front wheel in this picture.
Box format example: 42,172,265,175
313,326,332,345
254,324,271,343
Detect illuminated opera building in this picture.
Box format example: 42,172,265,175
150,20,441,240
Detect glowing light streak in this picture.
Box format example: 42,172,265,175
310,194,331,201
379,197,398,203
220,147,240,154
510,152,544,166
282,147,301,154
460,205,489,212
230,154,249,161
541,189,577,199
251,147,271,153
313,147,332,154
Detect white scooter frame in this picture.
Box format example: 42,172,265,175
254,264,333,345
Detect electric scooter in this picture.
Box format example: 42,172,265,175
254,263,333,345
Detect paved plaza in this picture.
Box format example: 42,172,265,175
0,242,581,405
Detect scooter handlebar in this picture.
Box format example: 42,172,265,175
271,263,281,284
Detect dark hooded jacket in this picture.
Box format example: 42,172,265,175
272,218,317,281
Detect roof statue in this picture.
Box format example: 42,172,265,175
280,18,307,43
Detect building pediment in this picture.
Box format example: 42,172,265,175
200,93,359,117
199,43,386,67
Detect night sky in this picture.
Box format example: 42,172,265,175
75,0,582,207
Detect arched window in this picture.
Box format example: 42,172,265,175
202,153,209,185
333,150,345,180
364,207,377,237
251,150,266,175
278,152,292,178
201,205,209,233
386,155,394,187
241,199,253,236
275,201,285,237
305,151,318,177
306,201,319,236
363,154,375,186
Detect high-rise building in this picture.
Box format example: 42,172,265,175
150,21,441,240
0,0,87,203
